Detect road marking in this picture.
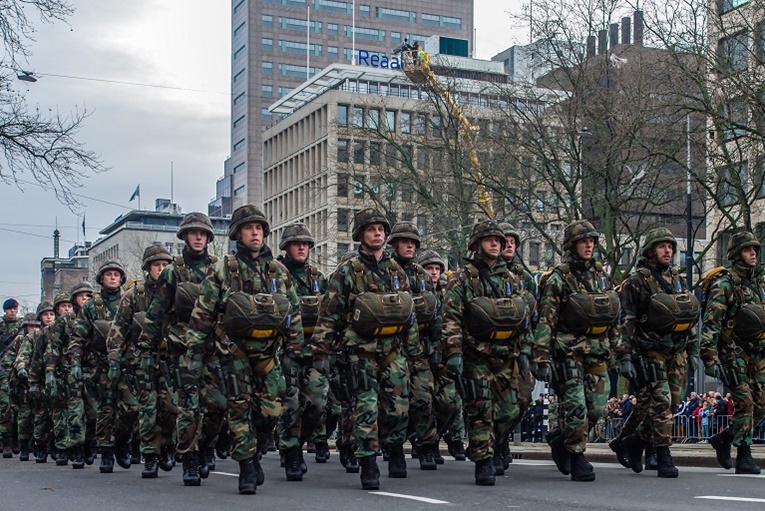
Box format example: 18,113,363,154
697,496,765,503
717,474,765,479
211,471,238,477
370,491,449,504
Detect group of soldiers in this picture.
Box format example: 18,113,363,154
1,205,764,494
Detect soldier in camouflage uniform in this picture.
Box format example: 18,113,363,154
184,205,305,495
275,222,329,479
702,230,765,474
68,259,126,473
137,212,224,486
0,298,20,457
107,245,172,478
535,220,622,482
45,281,94,468
442,220,532,486
0,311,33,458
15,301,57,462
312,208,418,490
611,227,698,478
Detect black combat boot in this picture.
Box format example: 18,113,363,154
215,426,230,459
19,441,30,461
710,427,734,470
501,435,512,469
159,445,174,472
608,434,630,468
298,448,308,474
339,442,349,469
205,447,216,472
71,446,85,469
359,455,380,490
644,443,658,471
655,446,679,478
142,454,159,479
115,440,131,469
621,434,647,474
341,443,360,473
492,448,505,476
314,441,329,463
570,452,596,482
83,442,96,466
433,443,445,465
253,454,265,486
386,443,407,478
197,449,210,479
2,443,11,458
418,444,437,470
474,458,496,486
284,447,304,481
34,444,47,463
547,429,570,475
238,458,257,495
130,436,141,465
182,452,201,486
55,448,69,466
447,438,467,461
99,447,115,473
735,444,762,475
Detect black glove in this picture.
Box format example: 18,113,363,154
619,359,637,381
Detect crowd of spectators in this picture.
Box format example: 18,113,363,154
672,391,734,442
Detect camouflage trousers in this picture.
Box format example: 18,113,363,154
556,355,609,453
620,355,686,447
32,398,52,449
446,399,466,443
65,371,97,449
220,352,285,461
313,387,343,444
0,379,11,442
432,371,460,440
91,368,139,448
406,356,436,447
49,390,69,451
463,356,519,462
16,402,33,443
137,360,178,454
176,353,227,454
506,366,535,433
352,351,409,459
278,365,328,450
724,351,765,447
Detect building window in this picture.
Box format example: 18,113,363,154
360,4,370,16
233,44,246,60
370,142,382,165
391,31,402,43
328,23,338,36
431,116,441,137
529,242,541,267
337,209,349,232
262,38,273,51
337,139,349,162
234,0,246,13
337,242,350,255
328,46,338,59
719,0,748,14
422,13,440,26
353,107,364,128
233,91,246,105
261,108,272,121
234,21,246,37
234,185,245,196
416,147,428,169
233,162,245,173
233,138,245,151
353,176,366,198
279,40,322,56
261,85,273,98
384,110,396,132
414,114,426,135
233,115,245,128
353,141,365,164
278,86,294,98
717,161,748,207
337,104,348,127
721,97,748,140
401,112,412,134
367,108,380,130
345,26,385,41
718,32,749,73
262,61,273,74
376,7,415,23
278,63,321,78
279,16,321,33
233,68,246,82
261,14,273,27
337,173,349,197
315,0,352,14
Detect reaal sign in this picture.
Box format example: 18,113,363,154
357,50,403,69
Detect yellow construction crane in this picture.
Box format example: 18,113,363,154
401,50,494,219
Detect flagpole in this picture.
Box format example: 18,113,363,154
171,162,174,206
138,184,141,211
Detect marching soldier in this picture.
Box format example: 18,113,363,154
107,245,172,478
0,312,35,458
702,230,765,474
535,220,622,482
441,220,531,486
312,208,418,490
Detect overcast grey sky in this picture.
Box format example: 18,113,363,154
0,0,526,309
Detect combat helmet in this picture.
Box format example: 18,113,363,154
351,208,391,242
279,222,315,250
229,205,270,241
21,312,40,328
177,212,215,241
727,230,761,261
97,259,127,286
36,301,54,320
142,245,173,271
53,292,71,309
69,281,94,300
467,220,506,252
417,249,446,272
387,221,421,248
640,227,677,258
498,222,521,247
562,220,599,251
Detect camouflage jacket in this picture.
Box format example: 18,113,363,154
701,263,765,364
0,331,26,381
185,244,305,361
44,310,79,374
620,260,697,358
535,256,622,362
277,255,328,297
311,248,420,359
507,256,538,327
68,288,122,367
138,250,216,353
107,277,158,363
15,326,48,384
395,254,438,357
0,316,20,353
442,256,532,359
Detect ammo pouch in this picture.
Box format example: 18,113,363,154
175,282,201,323
642,292,699,335
299,296,320,335
643,357,667,381
561,290,620,336
92,319,111,353
131,311,147,345
466,295,527,342
413,291,438,330
733,303,765,344
224,291,292,340
463,376,490,402
351,292,413,338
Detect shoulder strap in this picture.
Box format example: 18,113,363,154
466,264,481,296
637,267,662,295
175,255,191,283
350,257,373,293
226,255,242,293
93,293,106,321
268,260,280,293
135,282,147,312
557,263,581,293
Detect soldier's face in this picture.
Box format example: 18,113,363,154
149,260,169,281
100,270,122,290
424,263,442,283
362,223,386,250
239,222,264,251
74,293,92,308
741,246,758,267
394,238,417,260
575,237,595,260
480,236,502,259
56,302,73,316
185,229,209,252
40,311,55,326
503,235,516,259
287,241,310,263
654,241,674,265
4,306,18,320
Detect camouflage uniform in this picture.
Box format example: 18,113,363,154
312,208,417,489
702,231,765,474
0,315,31,455
615,227,697,477
535,220,622,481
442,220,532,485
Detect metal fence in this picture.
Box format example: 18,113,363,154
601,414,734,443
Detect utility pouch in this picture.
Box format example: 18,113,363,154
564,359,583,381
